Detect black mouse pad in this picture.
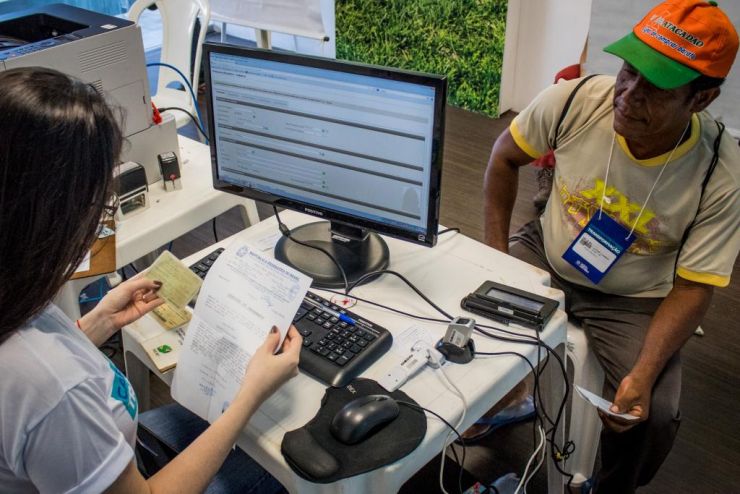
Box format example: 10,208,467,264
280,378,426,483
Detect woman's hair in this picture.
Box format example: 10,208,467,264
0,67,122,338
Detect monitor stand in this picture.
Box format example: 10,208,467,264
274,221,389,289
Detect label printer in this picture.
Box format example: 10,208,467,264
0,4,181,192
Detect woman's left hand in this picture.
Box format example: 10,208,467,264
78,275,164,346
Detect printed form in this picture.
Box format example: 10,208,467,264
172,242,311,423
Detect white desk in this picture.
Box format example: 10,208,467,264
55,136,260,320
123,210,568,493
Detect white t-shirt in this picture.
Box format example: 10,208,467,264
0,305,138,493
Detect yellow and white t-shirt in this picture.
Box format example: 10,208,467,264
511,76,740,297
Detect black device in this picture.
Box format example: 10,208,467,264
158,151,181,191
329,394,400,445
461,281,559,331
114,161,148,216
189,249,393,386
203,42,447,289
435,316,476,364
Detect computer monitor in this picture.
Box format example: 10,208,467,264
203,42,447,288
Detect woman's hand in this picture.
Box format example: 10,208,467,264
238,325,302,404
78,275,164,346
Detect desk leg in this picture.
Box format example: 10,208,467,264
543,342,566,494
124,349,152,412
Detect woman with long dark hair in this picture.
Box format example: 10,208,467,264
0,67,300,493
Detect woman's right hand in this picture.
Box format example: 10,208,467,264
240,325,302,404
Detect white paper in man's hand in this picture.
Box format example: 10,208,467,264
575,385,640,421
172,241,311,422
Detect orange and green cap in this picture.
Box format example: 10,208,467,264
604,0,739,89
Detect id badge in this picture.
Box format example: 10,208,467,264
562,212,635,284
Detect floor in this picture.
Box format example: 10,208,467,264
133,102,740,493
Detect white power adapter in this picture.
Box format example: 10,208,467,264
379,342,446,392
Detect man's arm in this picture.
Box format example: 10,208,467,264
483,128,539,252
603,276,713,431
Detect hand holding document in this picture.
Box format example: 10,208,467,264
144,250,203,330
575,385,640,421
172,242,311,423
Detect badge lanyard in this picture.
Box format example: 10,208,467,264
562,120,690,284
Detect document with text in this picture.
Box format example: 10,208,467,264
171,242,311,422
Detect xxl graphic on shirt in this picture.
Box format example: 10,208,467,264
558,177,666,255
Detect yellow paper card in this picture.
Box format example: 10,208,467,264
146,250,203,309
151,301,192,330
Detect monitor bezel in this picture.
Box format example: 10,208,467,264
203,42,447,248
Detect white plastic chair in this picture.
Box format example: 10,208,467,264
565,321,605,487
210,0,328,53
128,0,211,130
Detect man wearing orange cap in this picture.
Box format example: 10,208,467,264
482,1,739,492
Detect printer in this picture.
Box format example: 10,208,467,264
0,4,181,186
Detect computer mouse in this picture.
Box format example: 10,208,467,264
330,394,400,445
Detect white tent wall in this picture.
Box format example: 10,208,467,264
499,0,592,114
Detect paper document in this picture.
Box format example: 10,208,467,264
144,326,187,372
392,325,440,356
171,242,311,422
575,385,640,421
74,251,91,274
145,250,203,308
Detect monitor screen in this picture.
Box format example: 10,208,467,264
204,43,446,287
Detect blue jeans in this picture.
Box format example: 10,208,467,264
138,404,286,494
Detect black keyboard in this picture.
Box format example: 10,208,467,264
189,247,225,280
189,249,393,387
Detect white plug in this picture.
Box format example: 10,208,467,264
378,346,428,392
379,342,447,392
412,341,446,368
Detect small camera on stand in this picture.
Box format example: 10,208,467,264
436,316,475,364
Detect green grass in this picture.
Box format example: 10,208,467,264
336,0,508,117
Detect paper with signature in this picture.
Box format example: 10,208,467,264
575,385,640,421
172,242,311,422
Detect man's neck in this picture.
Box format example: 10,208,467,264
623,117,693,160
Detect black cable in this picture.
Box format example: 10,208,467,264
346,270,454,320
272,206,349,293
450,442,465,494
212,217,219,242
323,288,452,325
322,261,575,487
157,106,208,140
396,401,466,494
438,227,460,235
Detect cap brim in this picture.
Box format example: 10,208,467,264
604,32,700,90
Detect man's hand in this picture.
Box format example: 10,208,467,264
598,374,651,433
78,275,164,346
598,277,712,433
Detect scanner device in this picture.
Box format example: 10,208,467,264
330,394,400,445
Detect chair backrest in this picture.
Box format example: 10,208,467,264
128,0,211,100
210,0,326,41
